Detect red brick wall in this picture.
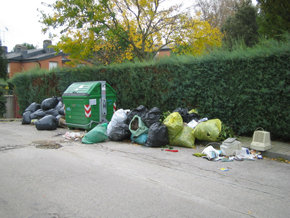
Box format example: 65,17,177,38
8,55,64,117
36,56,63,70
8,56,63,78
158,50,171,57
9,62,22,78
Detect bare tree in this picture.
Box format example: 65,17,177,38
195,0,246,28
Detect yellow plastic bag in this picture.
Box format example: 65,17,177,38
171,126,195,148
193,119,222,141
163,112,183,142
189,109,198,114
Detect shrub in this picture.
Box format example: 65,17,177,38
9,41,290,140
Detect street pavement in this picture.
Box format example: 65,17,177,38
0,121,290,218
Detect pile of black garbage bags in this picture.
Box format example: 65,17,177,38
22,97,65,130
107,105,166,147
107,105,200,147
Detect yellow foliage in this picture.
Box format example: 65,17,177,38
43,0,223,64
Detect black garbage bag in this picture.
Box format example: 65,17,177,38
45,108,59,117
108,122,131,141
41,97,59,111
58,106,65,116
22,111,32,124
54,101,63,111
126,105,148,124
173,108,188,121
173,108,200,123
186,112,200,123
24,102,40,113
143,107,161,128
35,115,58,130
30,109,46,119
145,122,169,147
56,114,62,122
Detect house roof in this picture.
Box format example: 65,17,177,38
6,48,64,62
160,45,171,51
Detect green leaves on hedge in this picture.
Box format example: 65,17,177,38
9,48,290,140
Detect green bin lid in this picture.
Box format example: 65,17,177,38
63,81,104,96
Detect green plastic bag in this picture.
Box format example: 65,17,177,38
82,123,108,144
129,115,148,138
171,126,195,148
193,119,222,142
163,112,183,142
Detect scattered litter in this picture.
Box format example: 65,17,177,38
221,157,234,162
165,149,179,152
220,168,229,172
198,118,208,123
235,147,255,160
63,132,84,141
202,146,220,161
187,120,198,129
220,138,242,156
193,153,206,157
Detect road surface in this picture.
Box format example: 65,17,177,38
0,121,289,218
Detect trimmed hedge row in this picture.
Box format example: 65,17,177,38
10,50,290,140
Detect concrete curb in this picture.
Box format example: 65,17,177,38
0,118,22,122
263,150,290,161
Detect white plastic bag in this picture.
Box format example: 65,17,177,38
202,146,220,160
187,120,198,129
235,147,255,160
107,109,130,135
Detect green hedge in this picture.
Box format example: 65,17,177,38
10,47,290,140
0,79,7,117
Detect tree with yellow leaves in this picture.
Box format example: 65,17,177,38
40,0,223,65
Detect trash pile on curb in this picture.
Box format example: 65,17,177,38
80,105,223,148
197,138,263,162
22,97,65,130
21,101,265,162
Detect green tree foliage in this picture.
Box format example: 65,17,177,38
0,41,8,116
221,0,259,48
40,0,222,64
0,41,7,79
257,0,290,39
13,43,36,52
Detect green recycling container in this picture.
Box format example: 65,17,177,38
62,81,116,130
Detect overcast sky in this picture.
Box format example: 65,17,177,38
0,0,257,52
0,0,56,51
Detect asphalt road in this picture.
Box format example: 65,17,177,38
0,121,290,218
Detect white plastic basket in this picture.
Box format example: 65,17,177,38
250,128,272,151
